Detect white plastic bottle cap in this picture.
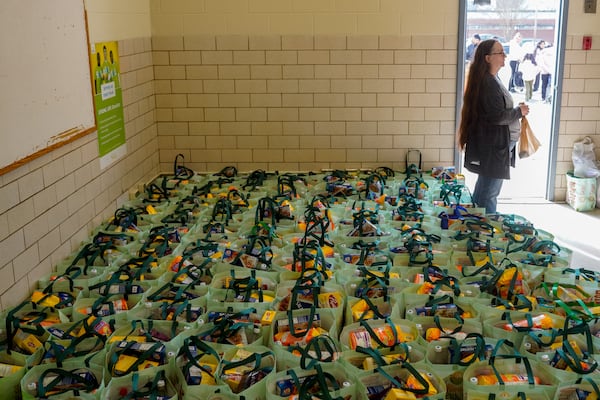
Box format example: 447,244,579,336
342,381,351,387
470,377,478,384
434,345,443,352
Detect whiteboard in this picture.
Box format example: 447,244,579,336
0,0,95,171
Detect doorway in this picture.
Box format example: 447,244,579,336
456,0,568,201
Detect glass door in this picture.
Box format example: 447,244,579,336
456,0,568,201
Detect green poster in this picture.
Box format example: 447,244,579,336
91,41,126,166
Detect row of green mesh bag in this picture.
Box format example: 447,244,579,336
0,157,599,399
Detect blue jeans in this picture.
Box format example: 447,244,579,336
472,175,504,214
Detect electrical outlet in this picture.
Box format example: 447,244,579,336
584,0,597,13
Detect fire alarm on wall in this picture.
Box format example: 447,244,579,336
583,36,592,50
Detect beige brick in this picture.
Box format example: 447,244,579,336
582,107,600,120
234,51,266,65
220,122,252,136
316,149,345,162
224,149,253,162
562,121,597,135
315,65,346,79
440,93,456,107
426,79,455,93
331,79,361,93
298,50,329,65
315,122,345,135
299,108,330,121
169,51,202,65
250,36,282,50
377,94,408,107
283,122,314,135
186,66,219,79
347,149,377,162
362,50,394,65
172,80,204,93
205,108,236,121
393,134,425,148
154,66,186,79
184,36,216,50
251,65,283,79
394,50,426,64
563,79,585,93
254,149,284,162
409,121,440,135
331,108,361,121
409,93,440,107
362,79,393,93
42,159,65,187
174,136,206,149
152,51,169,65
202,51,233,65
267,80,299,93
347,65,379,79
7,198,34,233
204,80,235,93
424,107,454,121
191,149,222,162
236,108,268,121
314,94,345,107
216,35,249,50
156,94,187,108
219,65,251,79
238,136,268,149
378,121,408,135
204,136,236,149
424,134,454,149
158,135,175,149
283,66,315,79
252,122,283,135
362,135,393,149
347,122,377,136
300,135,329,149
283,94,314,107
380,35,411,49
331,135,362,149
188,94,219,107
156,108,173,121
268,108,299,121
282,35,313,50
315,35,346,50
567,93,600,107
394,108,425,121
330,50,361,65
284,149,315,162
269,136,300,148
299,80,331,93
251,94,282,107
426,49,456,65
363,108,393,121
411,65,444,79
266,51,298,65
346,94,376,107
153,36,184,51
173,108,205,121
347,36,379,50
412,35,445,50
235,80,267,93
219,94,250,107
190,122,219,136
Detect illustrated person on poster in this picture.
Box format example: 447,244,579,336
101,45,112,84
109,50,119,88
94,52,103,95
458,39,530,214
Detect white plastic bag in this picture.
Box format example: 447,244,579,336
572,136,600,178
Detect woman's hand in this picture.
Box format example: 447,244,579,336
519,102,530,117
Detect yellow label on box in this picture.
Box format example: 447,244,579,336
261,310,277,325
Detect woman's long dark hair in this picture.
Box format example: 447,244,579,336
458,39,498,150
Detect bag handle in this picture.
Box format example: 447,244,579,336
36,367,98,397
298,363,343,400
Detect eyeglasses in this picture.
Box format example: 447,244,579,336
490,51,506,56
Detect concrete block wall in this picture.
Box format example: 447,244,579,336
154,34,458,174
0,38,159,311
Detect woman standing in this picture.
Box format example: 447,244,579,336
458,39,530,214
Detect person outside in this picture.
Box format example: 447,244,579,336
537,44,555,103
466,34,481,62
532,40,546,91
518,53,540,101
458,39,530,214
507,32,524,92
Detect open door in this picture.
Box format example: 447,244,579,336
456,0,568,202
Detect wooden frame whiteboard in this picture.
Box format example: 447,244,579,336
0,0,96,174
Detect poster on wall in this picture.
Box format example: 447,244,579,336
90,41,126,169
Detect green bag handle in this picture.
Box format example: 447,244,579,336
461,260,498,278
220,350,272,374
138,227,173,258
529,239,561,256
557,316,598,374
298,363,343,400
158,298,198,323
204,317,254,344
183,239,220,259
179,335,221,385
255,196,278,227
214,165,238,178
119,255,157,280
356,296,391,321
106,206,142,231
405,149,422,175
506,235,537,255
5,301,49,353
359,317,400,350
447,332,487,366
375,166,395,178
170,257,213,285
278,174,299,199
434,314,465,336
211,198,233,224
488,351,536,386
65,242,114,277
574,376,600,398
43,332,105,368
375,362,431,396
562,268,600,282
293,241,327,276
355,343,410,367
61,315,115,340
228,269,262,302
296,334,339,369
490,294,535,313
243,169,268,191
125,370,169,400
35,367,99,397
173,153,194,180
286,307,318,339
144,181,170,203
109,340,164,376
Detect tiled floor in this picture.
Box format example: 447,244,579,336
498,200,600,271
